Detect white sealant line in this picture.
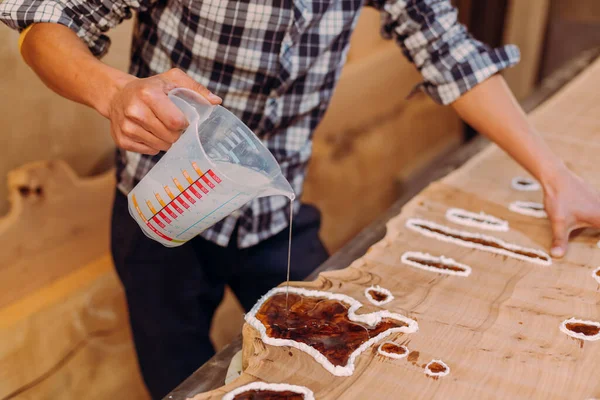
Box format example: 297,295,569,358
377,342,409,359
364,285,394,306
424,359,450,378
222,382,315,400
405,218,552,266
559,317,600,342
445,208,509,232
508,201,547,219
511,176,541,191
401,251,472,277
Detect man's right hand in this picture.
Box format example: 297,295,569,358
104,68,222,155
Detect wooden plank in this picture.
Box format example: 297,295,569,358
0,160,114,308
0,161,148,400
166,48,599,400
0,257,148,400
188,58,600,400
502,0,550,99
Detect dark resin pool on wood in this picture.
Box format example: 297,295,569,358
408,220,551,263
566,322,600,337
405,256,466,272
233,390,304,400
380,342,407,355
366,288,389,302
255,293,408,367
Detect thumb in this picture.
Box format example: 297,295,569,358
549,218,569,258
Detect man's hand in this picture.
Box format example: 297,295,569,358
452,75,600,258
105,68,222,155
21,25,222,156
543,167,600,258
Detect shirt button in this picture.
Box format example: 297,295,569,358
231,210,242,218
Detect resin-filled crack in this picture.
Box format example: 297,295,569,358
364,285,394,306
245,287,418,376
222,382,314,400
401,251,472,277
405,218,552,266
560,318,600,341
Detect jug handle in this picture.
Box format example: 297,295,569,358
167,88,215,127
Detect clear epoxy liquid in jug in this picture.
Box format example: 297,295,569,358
127,88,295,247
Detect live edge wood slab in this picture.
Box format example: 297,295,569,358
172,50,600,400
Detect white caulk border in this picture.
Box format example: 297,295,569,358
593,267,600,285
511,176,541,192
377,341,409,359
424,359,450,378
508,201,547,219
401,251,472,277
222,382,315,400
559,317,600,342
245,287,419,377
405,218,552,266
364,285,394,306
445,208,509,232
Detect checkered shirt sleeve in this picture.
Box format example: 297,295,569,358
366,0,521,105
0,0,149,57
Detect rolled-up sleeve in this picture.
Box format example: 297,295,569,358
366,0,520,105
0,0,145,57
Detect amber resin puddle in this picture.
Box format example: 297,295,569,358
246,287,418,376
424,359,450,378
560,318,600,342
445,208,509,232
401,251,472,277
222,382,314,400
593,267,600,285
364,285,394,306
511,176,540,191
508,201,547,219
405,218,552,266
377,341,409,359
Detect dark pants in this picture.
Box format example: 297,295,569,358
110,190,328,399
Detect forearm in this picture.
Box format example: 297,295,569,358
21,23,132,117
451,75,567,189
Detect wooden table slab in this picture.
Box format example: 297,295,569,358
175,51,600,400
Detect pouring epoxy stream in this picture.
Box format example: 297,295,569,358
3,1,600,398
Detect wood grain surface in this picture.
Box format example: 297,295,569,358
191,59,600,400
0,161,148,400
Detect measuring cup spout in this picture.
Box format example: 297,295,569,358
260,173,295,200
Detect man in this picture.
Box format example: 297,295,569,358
2,0,599,398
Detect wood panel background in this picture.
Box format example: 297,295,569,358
191,56,600,400
0,161,148,399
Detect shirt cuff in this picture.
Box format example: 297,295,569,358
18,24,35,54
417,44,521,105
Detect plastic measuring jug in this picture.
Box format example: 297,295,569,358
127,88,294,247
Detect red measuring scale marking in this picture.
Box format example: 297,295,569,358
140,167,222,242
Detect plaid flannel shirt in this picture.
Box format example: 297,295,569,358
1,0,519,248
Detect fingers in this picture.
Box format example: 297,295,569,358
112,119,165,155
163,68,222,104
107,68,222,156
126,98,183,144
549,217,569,258
121,119,171,152
146,92,189,136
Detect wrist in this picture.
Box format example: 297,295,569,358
89,66,135,118
539,159,569,196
